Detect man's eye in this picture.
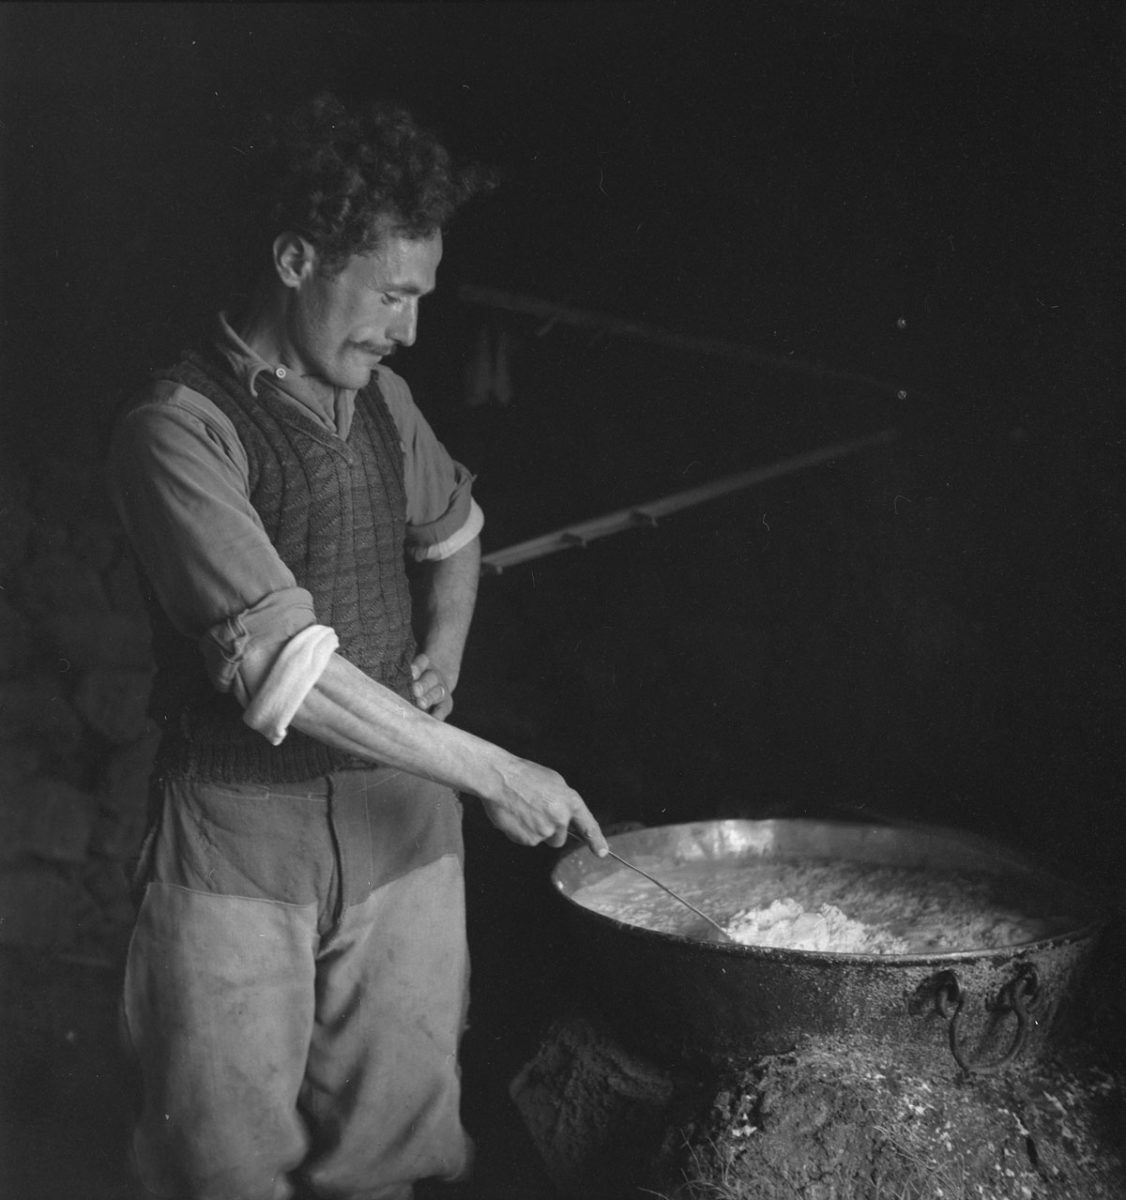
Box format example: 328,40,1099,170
381,293,403,306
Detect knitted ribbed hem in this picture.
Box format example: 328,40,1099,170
152,671,415,784
153,731,376,784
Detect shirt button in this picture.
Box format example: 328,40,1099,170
275,367,287,379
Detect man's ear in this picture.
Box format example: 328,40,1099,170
273,232,315,287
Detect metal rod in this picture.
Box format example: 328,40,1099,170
458,283,909,397
482,427,897,573
567,831,735,942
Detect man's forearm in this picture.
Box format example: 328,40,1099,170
289,649,607,853
237,534,607,851
410,537,480,689
292,650,507,795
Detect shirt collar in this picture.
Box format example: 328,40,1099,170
213,311,287,398
212,312,355,437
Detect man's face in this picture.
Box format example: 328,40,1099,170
286,227,443,390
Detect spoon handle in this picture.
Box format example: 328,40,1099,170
567,830,735,943
604,849,736,942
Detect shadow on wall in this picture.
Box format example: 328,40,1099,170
453,377,1126,886
0,446,157,962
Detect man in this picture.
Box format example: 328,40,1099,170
108,93,607,1200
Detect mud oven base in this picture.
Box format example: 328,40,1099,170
508,1001,1125,1200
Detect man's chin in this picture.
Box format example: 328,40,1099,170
344,349,392,383
335,360,382,389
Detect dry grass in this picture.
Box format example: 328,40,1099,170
644,1123,975,1200
872,1123,970,1200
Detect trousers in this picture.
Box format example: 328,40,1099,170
120,767,474,1200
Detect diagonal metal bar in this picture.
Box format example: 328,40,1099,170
481,427,897,574
458,284,911,398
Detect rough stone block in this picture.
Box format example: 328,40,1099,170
510,1008,676,1199
11,776,97,863
29,520,70,559
74,667,155,743
103,554,149,617
0,676,85,755
68,515,125,574
81,858,132,906
10,550,108,618
37,611,153,672
32,778,96,863
0,864,81,948
0,598,35,676
0,498,33,578
30,452,103,528
88,804,147,862
0,800,26,864
90,724,161,859
0,738,40,788
99,721,161,815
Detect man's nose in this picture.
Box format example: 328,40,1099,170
390,300,418,347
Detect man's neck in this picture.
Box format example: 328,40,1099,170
233,287,337,414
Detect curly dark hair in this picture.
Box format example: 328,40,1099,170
245,93,495,275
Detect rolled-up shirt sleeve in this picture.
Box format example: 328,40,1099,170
109,366,484,747
107,384,320,703
238,622,340,744
374,367,484,562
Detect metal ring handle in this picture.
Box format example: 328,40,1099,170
935,966,1042,1075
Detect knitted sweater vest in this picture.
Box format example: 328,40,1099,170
145,349,417,782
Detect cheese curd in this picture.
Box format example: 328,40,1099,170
568,858,1075,953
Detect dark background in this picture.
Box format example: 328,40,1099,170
1,3,1124,1194
2,0,1123,879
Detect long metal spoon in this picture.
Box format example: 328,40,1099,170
567,829,736,943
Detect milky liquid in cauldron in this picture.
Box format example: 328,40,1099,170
568,857,1079,953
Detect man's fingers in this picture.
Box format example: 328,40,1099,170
411,663,451,714
480,775,608,855
570,804,609,857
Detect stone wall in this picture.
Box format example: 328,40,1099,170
0,447,157,962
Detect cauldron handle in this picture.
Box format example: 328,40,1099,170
934,964,1042,1075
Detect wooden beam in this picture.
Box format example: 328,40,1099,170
458,284,910,399
481,427,897,574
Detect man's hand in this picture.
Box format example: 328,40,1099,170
411,652,454,721
480,757,609,856
409,538,478,723
291,651,608,857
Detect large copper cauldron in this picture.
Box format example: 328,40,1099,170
551,819,1108,1074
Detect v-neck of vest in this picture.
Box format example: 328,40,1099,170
259,381,387,463
179,349,393,466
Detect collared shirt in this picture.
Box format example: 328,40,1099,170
108,316,483,702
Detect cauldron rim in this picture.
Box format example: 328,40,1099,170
550,816,1109,964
